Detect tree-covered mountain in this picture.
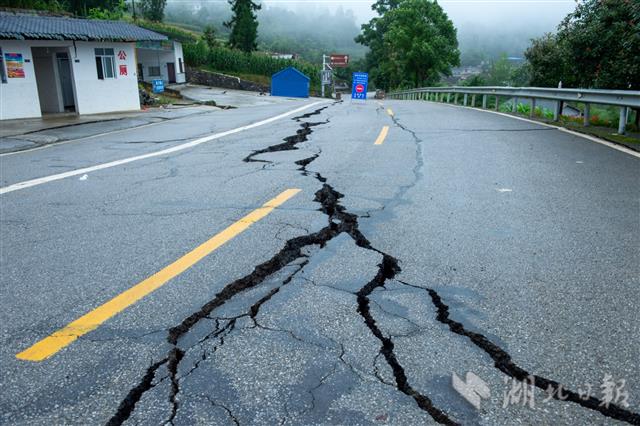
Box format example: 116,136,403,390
164,2,367,63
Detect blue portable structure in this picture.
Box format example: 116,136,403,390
271,66,310,98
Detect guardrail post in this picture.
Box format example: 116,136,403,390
512,97,518,113
454,93,459,104
482,94,487,109
495,95,499,111
447,93,451,103
553,101,561,121
583,103,590,127
618,106,628,135
463,93,468,106
530,98,536,118
471,94,476,107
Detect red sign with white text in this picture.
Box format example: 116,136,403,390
330,54,349,68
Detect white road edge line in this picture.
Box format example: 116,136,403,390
413,101,640,159
0,101,326,195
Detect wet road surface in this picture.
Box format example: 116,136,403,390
1,98,639,425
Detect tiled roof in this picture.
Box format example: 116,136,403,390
0,11,167,41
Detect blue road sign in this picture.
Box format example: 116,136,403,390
351,72,368,100
152,79,164,94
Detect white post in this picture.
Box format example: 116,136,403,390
554,81,562,121
618,106,628,135
530,98,536,118
482,94,487,109
583,103,590,127
321,55,326,98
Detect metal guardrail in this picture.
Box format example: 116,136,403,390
387,86,640,134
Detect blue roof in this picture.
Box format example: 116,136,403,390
0,11,167,41
272,66,310,81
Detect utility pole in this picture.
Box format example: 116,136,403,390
321,54,326,98
321,54,333,98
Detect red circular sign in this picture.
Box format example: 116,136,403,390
355,84,364,93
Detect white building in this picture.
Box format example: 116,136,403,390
0,11,183,120
136,40,185,85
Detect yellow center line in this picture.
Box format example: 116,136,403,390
374,126,390,145
387,108,394,117
16,188,301,362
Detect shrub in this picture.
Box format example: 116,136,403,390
184,45,321,85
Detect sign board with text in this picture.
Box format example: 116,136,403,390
152,79,164,93
351,72,368,100
330,54,349,68
321,70,332,85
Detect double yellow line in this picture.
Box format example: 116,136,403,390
17,189,301,362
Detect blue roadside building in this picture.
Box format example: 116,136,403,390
271,66,310,98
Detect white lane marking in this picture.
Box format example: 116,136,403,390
78,174,88,181
0,102,325,195
422,101,640,159
496,188,512,192
576,161,584,164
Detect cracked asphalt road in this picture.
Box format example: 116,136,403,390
1,98,638,425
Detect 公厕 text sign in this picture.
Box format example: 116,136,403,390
351,72,368,100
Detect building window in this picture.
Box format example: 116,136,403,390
148,66,161,77
95,48,115,79
0,48,7,83
178,58,184,73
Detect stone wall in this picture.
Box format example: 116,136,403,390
186,67,269,93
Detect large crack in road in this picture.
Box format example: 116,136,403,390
107,102,640,425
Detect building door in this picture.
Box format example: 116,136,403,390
167,62,176,84
56,52,75,111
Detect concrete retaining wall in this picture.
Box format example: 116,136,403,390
186,66,269,93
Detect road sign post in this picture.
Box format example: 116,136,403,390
351,72,368,100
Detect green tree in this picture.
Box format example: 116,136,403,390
225,0,261,53
524,33,572,87
485,54,513,86
356,0,459,90
140,0,166,22
202,25,218,50
525,0,639,89
88,0,126,20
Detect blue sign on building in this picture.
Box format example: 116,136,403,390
351,72,369,100
152,79,164,94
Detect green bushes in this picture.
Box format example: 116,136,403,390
134,19,199,44
184,43,321,85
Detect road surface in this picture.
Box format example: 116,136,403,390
1,99,639,425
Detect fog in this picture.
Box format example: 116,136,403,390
167,0,577,64
260,0,575,62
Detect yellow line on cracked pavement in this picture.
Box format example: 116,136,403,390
16,188,301,362
374,126,390,145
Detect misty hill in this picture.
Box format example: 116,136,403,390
165,2,367,63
